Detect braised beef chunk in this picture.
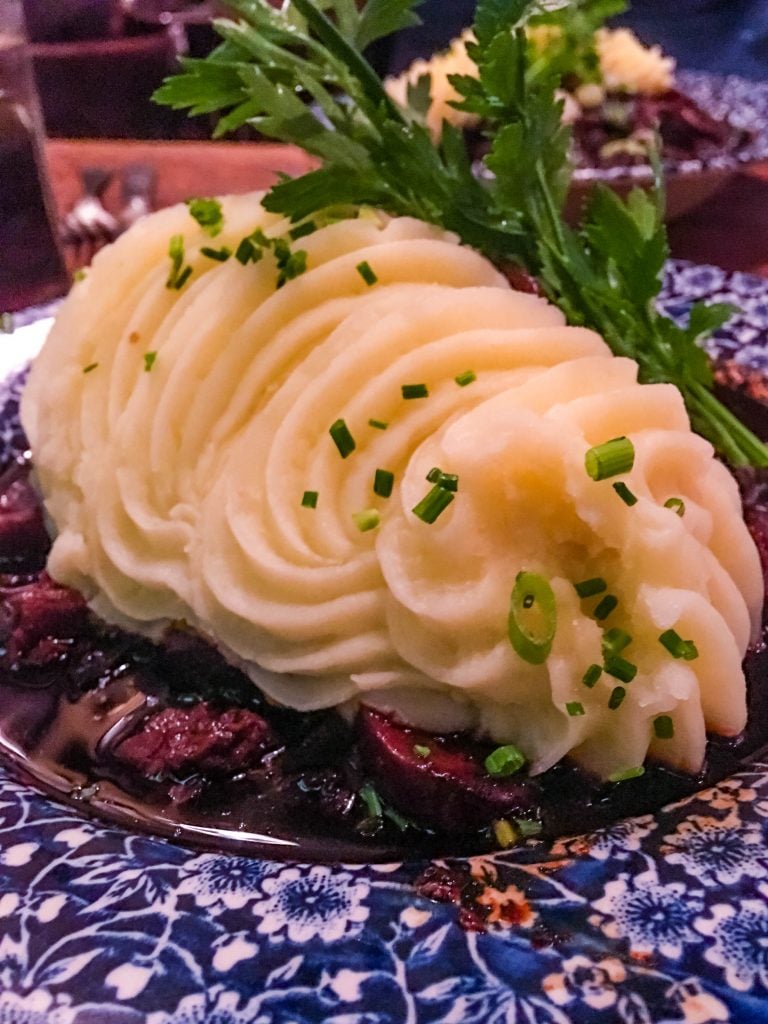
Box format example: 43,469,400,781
357,707,539,832
0,476,49,572
0,571,88,666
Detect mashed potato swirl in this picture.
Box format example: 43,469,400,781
22,195,763,778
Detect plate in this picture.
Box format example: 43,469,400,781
1,263,768,1023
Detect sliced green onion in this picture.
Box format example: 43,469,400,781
402,383,429,400
301,490,318,509
412,484,454,524
608,765,645,782
413,744,431,758
508,571,557,665
356,260,378,285
455,370,477,387
484,743,525,776
290,220,317,240
659,629,699,661
608,685,626,709
383,804,411,831
359,782,382,818
166,234,185,287
373,469,395,498
602,628,632,657
653,714,675,739
582,664,602,688
593,594,618,621
515,818,542,838
235,237,260,265
353,508,380,532
426,466,441,483
143,351,157,372
329,418,356,458
368,418,388,430
604,656,637,683
664,497,686,517
201,245,232,262
566,701,585,717
493,818,519,848
438,473,458,492
186,197,223,236
574,577,607,598
82,362,98,374
173,265,193,290
585,436,635,481
277,250,307,288
613,482,638,506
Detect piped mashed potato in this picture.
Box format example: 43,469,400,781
22,195,762,779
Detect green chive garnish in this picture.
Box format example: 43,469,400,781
290,220,317,240
438,473,458,492
608,686,626,709
583,664,602,688
413,744,430,758
368,419,388,430
426,466,441,483
374,469,395,498
186,197,224,237
585,436,635,481
593,594,618,621
493,818,519,848
329,419,356,458
664,497,686,517
659,629,699,660
515,818,543,838
602,628,632,657
235,237,260,265
383,805,411,831
359,783,382,819
574,577,607,598
173,265,193,290
201,246,232,262
277,250,307,288
604,656,637,683
82,362,98,374
402,383,429,399
301,490,318,508
356,260,378,286
455,370,477,387
485,744,525,777
508,571,557,664
613,482,638,506
353,508,380,532
566,701,585,717
654,714,675,739
166,234,185,288
412,484,454,524
143,351,157,372
608,765,645,782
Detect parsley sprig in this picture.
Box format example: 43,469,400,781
154,0,768,466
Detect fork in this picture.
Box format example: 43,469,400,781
60,167,121,270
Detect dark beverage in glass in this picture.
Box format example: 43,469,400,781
0,8,68,313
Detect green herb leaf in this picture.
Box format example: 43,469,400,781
186,197,224,236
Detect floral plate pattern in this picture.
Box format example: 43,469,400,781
1,262,768,1023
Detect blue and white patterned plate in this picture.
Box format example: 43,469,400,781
1,262,768,1024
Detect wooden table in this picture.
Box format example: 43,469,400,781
45,138,768,279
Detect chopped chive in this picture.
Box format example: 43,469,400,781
277,249,308,288
664,497,686,517
585,436,635,481
593,594,618,621
654,715,675,739
413,744,430,758
574,577,607,598
301,490,318,509
373,468,395,498
455,370,477,387
329,419,356,458
602,628,632,657
426,466,441,483
235,237,259,265
412,484,454,524
73,268,87,282
368,418,388,430
82,362,98,374
383,805,411,831
401,383,429,400
186,197,223,237
613,482,638,506
566,701,585,717
604,656,637,683
582,663,602,688
290,220,317,240
608,765,645,782
485,743,526,776
353,508,380,532
515,817,543,838
356,260,378,286
659,629,699,660
0,312,13,333
201,245,232,262
143,351,157,372
166,234,185,288
493,818,519,848
359,783,382,819
438,473,458,492
608,685,626,709
173,265,193,290
508,571,557,664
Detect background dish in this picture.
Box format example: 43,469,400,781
1,261,768,1022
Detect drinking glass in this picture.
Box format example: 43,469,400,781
0,0,68,312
